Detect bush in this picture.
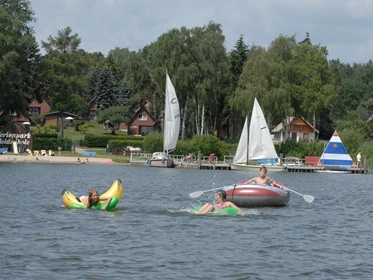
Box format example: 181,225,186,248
277,140,324,158
85,134,145,148
78,124,90,134
75,120,85,132
144,131,163,153
108,139,145,150
190,134,223,158
173,140,193,155
33,137,72,151
30,114,45,126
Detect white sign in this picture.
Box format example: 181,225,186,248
0,132,32,145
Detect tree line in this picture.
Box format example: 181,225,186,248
1,0,373,145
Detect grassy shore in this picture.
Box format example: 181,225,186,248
29,121,133,164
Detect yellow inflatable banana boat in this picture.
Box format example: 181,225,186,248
62,179,123,211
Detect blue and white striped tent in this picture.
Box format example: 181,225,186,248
318,130,355,167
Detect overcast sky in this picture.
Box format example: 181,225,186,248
30,0,373,64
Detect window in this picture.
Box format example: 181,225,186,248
144,101,148,107
10,110,17,116
138,114,147,121
290,125,294,130
300,125,303,130
141,126,153,135
29,108,40,115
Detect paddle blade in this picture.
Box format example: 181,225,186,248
189,191,203,198
303,195,314,203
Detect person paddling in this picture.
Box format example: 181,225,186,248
242,166,276,185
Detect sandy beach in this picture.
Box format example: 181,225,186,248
0,154,116,165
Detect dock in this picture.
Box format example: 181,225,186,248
129,153,369,174
284,166,368,174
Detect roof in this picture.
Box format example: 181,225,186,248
44,111,78,117
271,116,295,133
271,116,319,133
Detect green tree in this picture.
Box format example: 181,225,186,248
83,59,128,113
292,34,334,130
42,26,90,137
96,106,131,135
230,34,334,142
0,0,43,118
135,22,229,139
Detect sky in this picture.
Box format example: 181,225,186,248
30,0,373,64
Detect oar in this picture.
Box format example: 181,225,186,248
282,187,314,203
189,187,223,198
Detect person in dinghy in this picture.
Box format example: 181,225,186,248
79,189,112,211
194,190,242,215
243,166,276,185
242,165,276,186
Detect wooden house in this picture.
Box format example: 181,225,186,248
88,103,97,120
28,99,51,116
271,116,319,144
0,99,51,125
44,112,78,127
126,101,156,135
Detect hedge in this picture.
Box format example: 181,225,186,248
33,137,72,151
84,134,144,147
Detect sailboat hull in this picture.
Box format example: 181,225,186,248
223,183,290,207
231,163,284,172
148,158,175,168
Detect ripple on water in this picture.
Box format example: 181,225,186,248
1,163,373,279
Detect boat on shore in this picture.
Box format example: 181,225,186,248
147,152,175,167
231,98,284,172
223,181,290,207
149,72,180,168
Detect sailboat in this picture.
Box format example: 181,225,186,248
314,130,355,173
231,98,284,172
149,73,180,168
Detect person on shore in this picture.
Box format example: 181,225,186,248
79,189,112,211
357,152,362,168
77,157,81,164
194,190,242,215
242,166,276,185
179,155,187,167
58,146,62,156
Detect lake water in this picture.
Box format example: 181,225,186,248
0,162,372,279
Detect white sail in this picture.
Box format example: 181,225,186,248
233,115,248,163
163,73,180,153
233,98,278,164
249,98,278,160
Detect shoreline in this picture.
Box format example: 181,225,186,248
0,154,117,165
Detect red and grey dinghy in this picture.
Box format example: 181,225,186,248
223,181,290,208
